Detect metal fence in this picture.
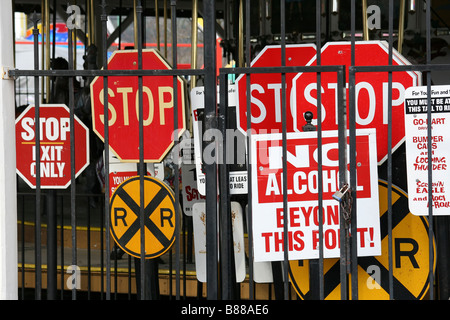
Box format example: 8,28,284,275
11,0,450,300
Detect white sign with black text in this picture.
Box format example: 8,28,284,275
404,85,450,215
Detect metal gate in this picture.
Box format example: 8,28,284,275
10,0,450,300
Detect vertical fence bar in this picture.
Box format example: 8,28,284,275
100,0,111,300
425,0,434,300
315,0,324,301
67,16,78,301
387,0,395,300
244,0,254,301
203,0,218,300
32,12,42,300
170,0,182,300
219,73,235,299
135,0,146,300
349,0,358,300
338,65,348,300
279,0,290,301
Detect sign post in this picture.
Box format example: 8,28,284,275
404,85,450,215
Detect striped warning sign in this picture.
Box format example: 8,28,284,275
289,180,436,299
110,176,177,259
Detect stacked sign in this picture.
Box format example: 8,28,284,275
250,130,381,261
404,85,450,215
234,41,421,262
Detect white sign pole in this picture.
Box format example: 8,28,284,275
0,0,18,299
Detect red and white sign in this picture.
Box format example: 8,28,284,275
90,49,186,163
235,44,317,134
15,104,89,189
107,149,164,197
404,85,450,215
250,129,381,261
292,41,421,164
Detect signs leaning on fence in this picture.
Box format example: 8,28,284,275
404,85,450,216
250,129,381,262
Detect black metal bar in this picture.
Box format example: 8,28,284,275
32,11,42,301
244,0,254,302
425,0,434,300
387,0,394,300
280,0,290,301
171,0,182,301
218,73,235,299
337,66,348,300
12,63,450,80
46,190,57,299
136,0,146,300
68,18,78,301
100,0,111,300
315,0,324,301
349,0,358,300
59,196,64,299
203,0,218,300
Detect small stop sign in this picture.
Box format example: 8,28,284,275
15,104,90,189
90,49,186,163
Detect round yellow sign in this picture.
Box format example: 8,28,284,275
289,180,436,299
110,176,177,259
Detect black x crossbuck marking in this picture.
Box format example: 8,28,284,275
114,186,173,252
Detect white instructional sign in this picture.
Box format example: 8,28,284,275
404,85,450,215
250,130,381,262
191,86,248,195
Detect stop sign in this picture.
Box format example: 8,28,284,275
235,44,317,134
15,104,89,189
90,49,186,162
292,41,421,164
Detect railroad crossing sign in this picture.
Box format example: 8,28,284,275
235,44,317,135
15,104,89,189
110,176,177,259
289,180,436,300
90,49,186,162
292,41,421,164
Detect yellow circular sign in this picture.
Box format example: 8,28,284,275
110,176,177,259
289,180,436,299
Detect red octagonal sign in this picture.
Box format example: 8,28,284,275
235,44,317,135
90,49,186,162
293,41,421,164
15,104,90,189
